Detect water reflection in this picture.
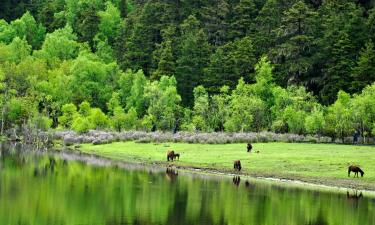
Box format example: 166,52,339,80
0,147,374,225
232,176,241,186
165,167,178,182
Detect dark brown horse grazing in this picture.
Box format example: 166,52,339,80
167,151,175,161
348,165,364,177
173,153,180,160
234,160,242,171
247,143,252,152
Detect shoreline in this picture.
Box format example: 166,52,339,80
55,148,375,195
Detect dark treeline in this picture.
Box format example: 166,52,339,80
1,0,375,140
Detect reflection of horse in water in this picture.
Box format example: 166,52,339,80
165,168,178,181
347,190,363,200
232,176,241,186
245,180,254,189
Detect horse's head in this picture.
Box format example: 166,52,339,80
360,171,364,177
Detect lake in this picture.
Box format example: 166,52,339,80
0,144,374,225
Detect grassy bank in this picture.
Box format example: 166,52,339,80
79,142,375,190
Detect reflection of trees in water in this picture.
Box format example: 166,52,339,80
0,153,374,225
306,211,328,225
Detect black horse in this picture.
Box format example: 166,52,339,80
247,143,252,152
348,165,364,177
234,160,242,171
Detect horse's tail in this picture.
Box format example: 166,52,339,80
348,167,351,177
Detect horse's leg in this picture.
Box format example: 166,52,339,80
348,170,350,177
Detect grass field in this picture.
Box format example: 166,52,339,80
79,142,375,189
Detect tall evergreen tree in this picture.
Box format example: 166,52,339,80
351,41,375,92
272,1,317,85
201,0,230,46
175,16,211,106
230,0,257,39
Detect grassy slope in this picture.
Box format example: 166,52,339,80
79,142,375,189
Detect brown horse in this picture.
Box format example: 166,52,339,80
234,160,242,171
247,143,252,152
348,165,364,177
167,151,175,161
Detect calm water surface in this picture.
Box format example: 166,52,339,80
0,145,375,225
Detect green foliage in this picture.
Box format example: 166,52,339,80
35,25,79,66
31,114,53,131
352,41,375,92
2,0,375,139
176,16,211,106
7,97,35,126
71,116,91,133
326,91,354,141
110,106,127,132
305,107,325,135
58,103,78,129
96,2,122,45
88,108,108,130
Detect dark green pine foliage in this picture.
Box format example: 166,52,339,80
272,1,317,85
351,41,375,92
120,0,176,75
253,0,282,56
151,26,178,80
320,32,355,104
201,0,230,46
119,0,128,18
230,0,258,39
313,1,366,103
367,8,375,42
176,16,211,106
204,36,256,93
73,1,101,48
36,0,66,32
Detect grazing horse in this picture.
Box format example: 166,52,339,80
247,143,253,152
234,160,242,171
348,165,364,177
173,153,180,160
167,151,175,161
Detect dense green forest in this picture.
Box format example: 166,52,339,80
1,0,375,140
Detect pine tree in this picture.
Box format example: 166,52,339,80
230,0,257,39
352,41,375,92
176,16,211,106
201,0,230,46
272,0,317,85
119,0,128,18
253,0,281,55
204,36,256,93
151,26,178,80
320,32,355,104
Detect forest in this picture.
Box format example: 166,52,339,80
1,0,375,140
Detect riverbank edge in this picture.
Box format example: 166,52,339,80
56,147,375,194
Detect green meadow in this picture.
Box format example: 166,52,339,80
80,142,375,189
